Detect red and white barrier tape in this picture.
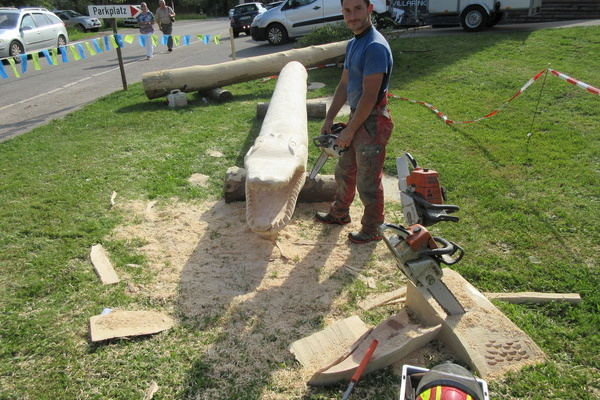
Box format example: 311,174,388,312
388,68,598,124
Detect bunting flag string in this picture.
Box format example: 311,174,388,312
0,31,226,80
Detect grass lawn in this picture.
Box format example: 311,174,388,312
0,25,598,399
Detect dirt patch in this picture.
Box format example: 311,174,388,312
107,178,477,398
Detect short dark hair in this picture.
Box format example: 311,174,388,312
340,0,371,6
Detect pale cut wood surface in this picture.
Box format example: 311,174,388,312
89,310,174,342
90,244,119,285
484,292,581,304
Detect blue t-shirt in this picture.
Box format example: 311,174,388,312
344,26,393,110
137,12,155,35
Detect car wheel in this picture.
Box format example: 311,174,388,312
9,40,23,64
461,6,489,32
245,29,251,36
266,23,288,45
57,35,67,48
233,30,240,37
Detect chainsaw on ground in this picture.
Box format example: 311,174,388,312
397,153,460,227
308,123,348,180
379,222,465,315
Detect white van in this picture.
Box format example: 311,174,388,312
250,0,389,45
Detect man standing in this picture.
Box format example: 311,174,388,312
156,0,176,52
314,0,394,244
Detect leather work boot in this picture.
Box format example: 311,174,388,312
314,212,351,225
348,231,382,244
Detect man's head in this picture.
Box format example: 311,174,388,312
159,0,167,9
341,0,373,35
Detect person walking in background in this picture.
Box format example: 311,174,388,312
156,0,176,52
136,2,155,60
314,0,394,244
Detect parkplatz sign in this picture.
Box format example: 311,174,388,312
87,5,141,19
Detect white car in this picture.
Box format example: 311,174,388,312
251,0,390,45
0,7,69,62
53,10,102,32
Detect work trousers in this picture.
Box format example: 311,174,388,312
161,23,174,50
329,108,394,235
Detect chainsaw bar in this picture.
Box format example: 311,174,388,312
423,278,465,316
309,151,330,179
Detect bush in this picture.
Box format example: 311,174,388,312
295,22,353,47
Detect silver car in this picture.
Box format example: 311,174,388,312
53,10,102,32
0,7,69,62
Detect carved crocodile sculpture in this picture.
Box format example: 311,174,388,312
244,61,308,237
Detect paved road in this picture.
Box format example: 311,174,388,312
0,18,295,142
1,18,597,142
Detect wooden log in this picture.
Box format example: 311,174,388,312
142,41,348,99
200,87,233,103
484,292,582,304
257,101,326,119
244,61,309,236
224,166,337,203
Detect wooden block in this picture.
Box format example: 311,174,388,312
307,309,441,386
90,244,119,285
89,310,174,342
484,292,581,304
224,167,337,203
405,269,546,380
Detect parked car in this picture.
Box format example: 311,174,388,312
0,7,69,63
230,2,267,37
53,10,102,32
251,0,389,45
228,8,234,18
123,17,139,28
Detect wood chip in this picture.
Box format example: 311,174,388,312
90,244,119,285
89,310,174,342
143,381,159,400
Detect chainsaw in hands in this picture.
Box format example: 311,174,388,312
397,153,460,227
379,223,465,315
308,123,348,180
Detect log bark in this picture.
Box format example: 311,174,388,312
257,101,326,119
224,166,336,203
142,41,348,99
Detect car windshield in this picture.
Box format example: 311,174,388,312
0,12,19,29
62,10,82,18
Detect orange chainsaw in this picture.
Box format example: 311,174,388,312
379,223,465,315
397,153,460,227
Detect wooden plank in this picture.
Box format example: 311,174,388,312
289,315,370,371
357,286,407,310
484,292,581,304
307,309,441,386
89,310,174,342
90,244,119,285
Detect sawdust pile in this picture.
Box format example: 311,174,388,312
109,191,451,398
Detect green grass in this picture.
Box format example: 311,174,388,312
1,26,598,399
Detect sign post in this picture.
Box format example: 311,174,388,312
88,5,142,91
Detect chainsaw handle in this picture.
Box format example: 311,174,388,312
405,152,418,169
427,237,464,265
313,134,338,148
